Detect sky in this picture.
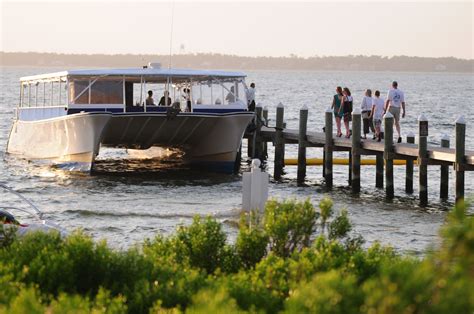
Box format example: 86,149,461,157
1,1,472,59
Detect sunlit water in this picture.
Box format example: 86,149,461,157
1,67,473,254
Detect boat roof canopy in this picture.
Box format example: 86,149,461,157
20,68,247,84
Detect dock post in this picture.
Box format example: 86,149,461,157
455,116,466,204
351,108,361,193
322,150,326,178
297,106,308,185
254,106,263,161
262,106,268,122
262,106,268,159
440,134,450,199
418,114,428,207
375,153,384,188
405,132,415,194
348,151,352,186
324,107,333,188
384,112,394,199
274,103,285,180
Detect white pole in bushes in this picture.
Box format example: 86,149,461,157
242,159,269,214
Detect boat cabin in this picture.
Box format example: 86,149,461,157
17,65,249,121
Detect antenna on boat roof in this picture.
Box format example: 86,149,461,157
168,1,175,69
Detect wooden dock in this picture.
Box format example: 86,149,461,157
245,105,472,206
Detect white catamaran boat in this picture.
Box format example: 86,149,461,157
7,63,255,173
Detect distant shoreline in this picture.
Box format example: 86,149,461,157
1,52,473,73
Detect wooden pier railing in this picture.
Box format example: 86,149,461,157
244,105,472,206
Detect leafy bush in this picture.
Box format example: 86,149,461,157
264,198,319,257
0,199,472,314
235,212,268,269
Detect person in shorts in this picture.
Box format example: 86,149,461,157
338,87,353,138
370,90,385,141
331,86,344,137
384,81,406,143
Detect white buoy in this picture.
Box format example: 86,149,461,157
242,159,269,213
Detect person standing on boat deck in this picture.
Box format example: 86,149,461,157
361,89,375,139
369,90,385,142
226,86,236,103
145,90,155,106
247,83,256,111
385,81,405,143
183,88,192,112
332,86,344,137
338,87,353,138
158,91,172,106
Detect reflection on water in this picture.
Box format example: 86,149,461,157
1,67,473,253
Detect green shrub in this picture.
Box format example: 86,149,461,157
0,199,472,314
284,270,363,314
1,287,45,314
264,199,318,257
0,223,17,248
328,209,351,240
235,212,268,269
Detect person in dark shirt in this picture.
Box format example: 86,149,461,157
183,88,192,112
158,91,172,106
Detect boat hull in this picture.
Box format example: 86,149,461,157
101,112,254,173
7,112,254,173
6,112,112,170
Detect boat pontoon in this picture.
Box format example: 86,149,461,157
6,64,255,173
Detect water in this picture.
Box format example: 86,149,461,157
1,67,473,253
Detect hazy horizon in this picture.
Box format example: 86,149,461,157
1,1,472,60
1,51,473,61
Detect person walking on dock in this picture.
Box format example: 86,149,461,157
385,81,406,143
370,90,385,141
331,86,344,137
339,87,353,138
361,89,375,139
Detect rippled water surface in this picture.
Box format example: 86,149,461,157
1,67,473,253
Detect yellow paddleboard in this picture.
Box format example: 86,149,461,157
284,158,415,166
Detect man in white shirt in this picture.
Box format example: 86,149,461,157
247,83,256,111
385,81,406,143
145,90,155,106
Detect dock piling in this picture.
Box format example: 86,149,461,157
254,106,263,160
418,115,428,207
406,132,415,194
262,106,268,159
297,106,308,185
324,108,333,188
384,112,394,199
351,108,361,193
376,153,384,188
440,134,450,199
274,103,285,180
455,116,466,203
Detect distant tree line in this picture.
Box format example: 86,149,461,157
1,52,472,72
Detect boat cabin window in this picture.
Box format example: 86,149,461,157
20,79,66,107
193,80,245,106
69,79,124,105
132,82,169,106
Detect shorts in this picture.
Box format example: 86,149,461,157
374,119,382,128
389,106,400,122
343,112,352,122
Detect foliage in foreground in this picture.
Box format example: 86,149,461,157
0,198,472,313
